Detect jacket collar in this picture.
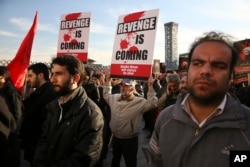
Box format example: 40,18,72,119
50,86,88,118
33,82,52,95
170,93,247,130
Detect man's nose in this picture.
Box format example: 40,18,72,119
200,64,212,76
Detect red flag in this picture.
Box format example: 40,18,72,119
7,11,38,93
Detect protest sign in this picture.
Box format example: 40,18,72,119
233,39,250,84
110,9,159,80
57,12,91,62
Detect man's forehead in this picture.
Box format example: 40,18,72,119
192,42,232,59
27,69,35,73
168,82,178,85
52,64,67,69
51,65,68,73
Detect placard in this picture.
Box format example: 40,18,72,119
110,9,159,80
57,12,91,63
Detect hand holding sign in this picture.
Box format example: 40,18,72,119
105,73,111,83
147,76,155,90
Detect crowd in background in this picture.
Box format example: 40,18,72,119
1,59,250,167
1,31,250,167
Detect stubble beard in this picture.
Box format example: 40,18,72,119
188,85,226,105
53,78,73,96
27,77,40,88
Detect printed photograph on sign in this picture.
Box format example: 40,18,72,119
179,53,189,71
57,12,91,63
233,39,250,84
152,59,160,75
110,9,159,80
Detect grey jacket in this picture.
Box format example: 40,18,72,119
103,84,157,138
148,93,250,167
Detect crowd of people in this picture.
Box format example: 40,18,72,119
0,31,250,167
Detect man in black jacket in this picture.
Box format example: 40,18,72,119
19,63,57,166
82,67,100,106
33,55,104,167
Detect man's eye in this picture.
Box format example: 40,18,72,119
215,64,226,69
193,62,201,66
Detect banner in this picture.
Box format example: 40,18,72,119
7,11,38,93
233,39,250,84
110,9,159,80
57,12,91,63
179,53,189,71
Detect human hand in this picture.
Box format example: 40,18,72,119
105,73,111,83
147,76,155,89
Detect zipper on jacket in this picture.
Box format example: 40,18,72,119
194,129,199,136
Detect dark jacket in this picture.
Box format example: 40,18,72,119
111,84,120,94
19,82,57,161
33,86,104,167
0,95,20,167
237,85,250,107
83,80,100,105
0,81,23,167
0,81,22,128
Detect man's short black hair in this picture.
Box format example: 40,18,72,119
51,55,85,86
28,63,50,81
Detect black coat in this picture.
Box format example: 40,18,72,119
19,82,57,161
83,80,100,105
0,81,23,167
33,86,104,167
0,81,22,128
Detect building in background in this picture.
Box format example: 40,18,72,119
164,22,178,71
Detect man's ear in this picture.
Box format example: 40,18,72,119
38,73,44,79
73,74,80,84
130,86,135,92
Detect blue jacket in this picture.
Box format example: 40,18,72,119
148,93,250,167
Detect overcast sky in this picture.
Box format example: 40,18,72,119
1,0,250,65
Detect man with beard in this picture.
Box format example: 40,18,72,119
33,55,104,167
19,63,56,166
147,31,250,167
179,72,188,95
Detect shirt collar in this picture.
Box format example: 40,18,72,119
181,93,227,127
